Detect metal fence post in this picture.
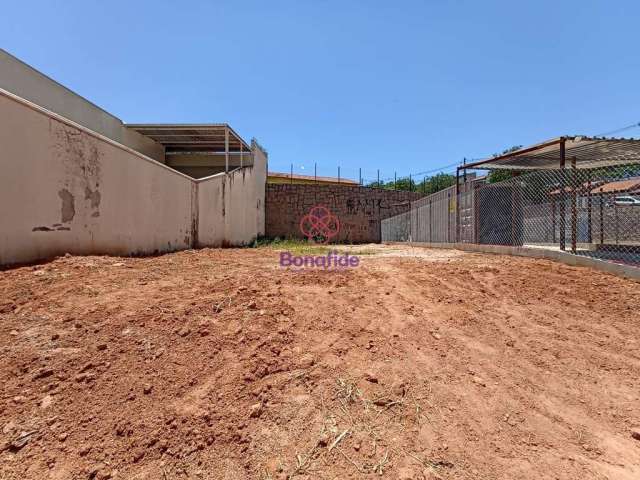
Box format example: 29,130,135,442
559,137,566,251
455,167,460,243
587,169,593,244
571,156,577,254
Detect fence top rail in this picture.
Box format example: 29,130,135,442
463,136,640,171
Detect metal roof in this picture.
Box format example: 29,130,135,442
463,136,640,170
591,177,640,194
125,124,251,155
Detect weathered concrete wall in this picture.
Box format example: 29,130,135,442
0,88,267,265
0,48,165,162
252,144,267,237
197,162,264,247
266,184,422,243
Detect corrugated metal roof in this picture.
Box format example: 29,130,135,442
591,177,640,194
125,124,250,154
463,136,640,170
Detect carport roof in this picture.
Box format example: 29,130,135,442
125,124,251,154
462,136,640,171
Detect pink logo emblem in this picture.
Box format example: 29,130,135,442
299,205,340,244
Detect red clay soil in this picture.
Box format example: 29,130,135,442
1,245,640,480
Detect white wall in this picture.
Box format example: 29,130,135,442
196,144,266,246
0,48,165,162
0,88,267,265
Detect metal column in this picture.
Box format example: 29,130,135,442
559,137,566,251
224,126,229,173
455,167,460,243
571,157,577,254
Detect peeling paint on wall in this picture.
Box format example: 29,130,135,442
84,186,101,217
58,188,75,223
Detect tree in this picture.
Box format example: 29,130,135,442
488,145,523,183
366,173,455,194
419,173,456,195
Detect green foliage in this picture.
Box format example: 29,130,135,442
366,172,455,194
487,145,523,183
421,173,456,194
487,169,513,183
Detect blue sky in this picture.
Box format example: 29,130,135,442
2,1,639,182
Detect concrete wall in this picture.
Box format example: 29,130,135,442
198,144,267,246
0,88,267,265
266,184,422,243
0,48,165,162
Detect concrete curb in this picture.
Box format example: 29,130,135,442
385,241,640,282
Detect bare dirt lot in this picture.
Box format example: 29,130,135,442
1,245,640,480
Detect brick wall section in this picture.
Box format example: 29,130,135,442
266,184,424,243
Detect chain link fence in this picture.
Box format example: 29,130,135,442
382,163,640,266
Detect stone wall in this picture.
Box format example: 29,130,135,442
266,184,423,243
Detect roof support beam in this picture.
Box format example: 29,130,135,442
225,126,229,173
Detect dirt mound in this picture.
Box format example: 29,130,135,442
1,246,639,479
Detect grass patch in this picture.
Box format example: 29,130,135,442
254,238,380,256
255,237,333,255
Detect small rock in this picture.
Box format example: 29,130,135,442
249,403,263,418
79,445,91,456
89,464,111,479
96,343,107,351
143,384,153,395
632,428,640,441
41,395,53,409
2,421,16,434
58,432,68,442
33,368,54,380
178,327,191,337
431,331,442,340
391,381,407,397
97,471,112,480
364,372,379,383
298,354,315,368
51,333,60,341
471,376,486,387
247,300,257,310
317,432,330,447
